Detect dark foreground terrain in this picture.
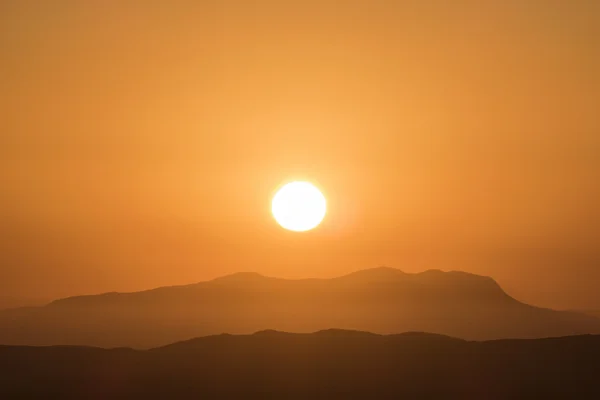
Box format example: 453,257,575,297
1,330,599,399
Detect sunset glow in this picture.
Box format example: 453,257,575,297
271,181,327,232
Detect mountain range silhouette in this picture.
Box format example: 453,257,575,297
1,329,599,398
1,267,599,348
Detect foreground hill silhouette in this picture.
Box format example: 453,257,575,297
579,309,600,319
1,267,599,348
1,330,599,398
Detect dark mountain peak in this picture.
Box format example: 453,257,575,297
252,329,380,339
420,268,444,274
333,267,516,306
338,266,408,281
157,329,383,352
42,267,513,312
339,266,498,283
49,291,122,307
429,269,492,279
417,269,501,285
5,266,600,348
252,329,297,338
313,328,380,338
417,269,515,302
211,271,271,283
392,331,466,341
338,267,503,288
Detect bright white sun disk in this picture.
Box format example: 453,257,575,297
271,181,326,232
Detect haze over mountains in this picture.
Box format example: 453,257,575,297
0,296,47,311
2,330,600,398
1,267,599,348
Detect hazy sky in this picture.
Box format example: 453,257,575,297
1,1,599,309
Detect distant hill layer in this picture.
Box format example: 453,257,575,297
578,310,600,319
1,267,599,348
1,330,600,398
0,296,47,311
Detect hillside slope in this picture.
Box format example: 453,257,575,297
1,330,599,398
1,267,599,348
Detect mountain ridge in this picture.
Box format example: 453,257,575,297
1,330,600,398
1,267,599,348
47,267,509,306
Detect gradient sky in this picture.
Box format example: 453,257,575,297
1,1,599,309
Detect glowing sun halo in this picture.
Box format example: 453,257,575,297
271,181,327,232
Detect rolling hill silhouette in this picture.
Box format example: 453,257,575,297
1,330,599,398
0,295,46,311
578,309,600,319
1,267,599,348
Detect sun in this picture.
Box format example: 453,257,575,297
271,181,327,232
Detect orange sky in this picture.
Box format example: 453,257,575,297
1,1,599,309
